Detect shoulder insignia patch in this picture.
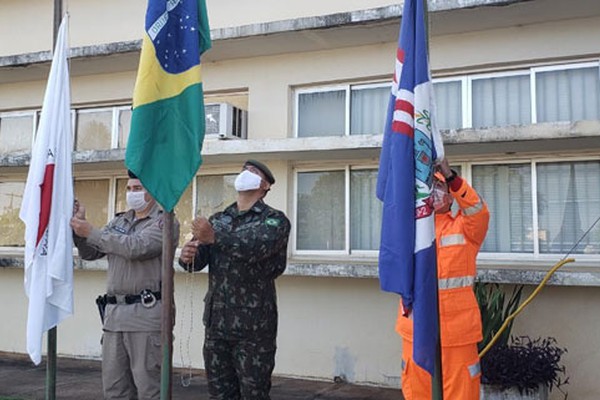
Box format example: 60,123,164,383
265,218,280,227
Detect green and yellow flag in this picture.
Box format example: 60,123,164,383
126,0,211,212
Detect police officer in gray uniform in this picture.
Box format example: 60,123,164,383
71,170,179,400
179,160,291,400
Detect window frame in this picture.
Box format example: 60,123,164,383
294,81,390,138
433,60,600,130
469,155,600,263
0,110,38,153
292,163,381,258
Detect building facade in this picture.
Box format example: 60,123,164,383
1,0,599,398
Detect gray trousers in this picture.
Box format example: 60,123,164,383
102,331,161,400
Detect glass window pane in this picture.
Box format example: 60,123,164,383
196,174,237,220
536,67,600,123
0,114,33,154
350,169,381,250
76,110,112,151
0,181,26,246
74,179,109,228
174,184,193,247
472,164,533,253
434,81,462,130
297,171,345,250
537,161,600,254
115,178,128,214
118,108,132,148
297,90,345,137
472,75,531,128
350,86,389,135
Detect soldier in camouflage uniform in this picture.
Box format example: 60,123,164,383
71,170,179,400
179,160,291,400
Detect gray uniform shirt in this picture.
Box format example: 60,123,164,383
74,203,179,332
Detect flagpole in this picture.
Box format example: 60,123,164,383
422,0,444,398
45,2,63,400
160,211,175,400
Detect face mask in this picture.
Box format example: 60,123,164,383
234,170,262,192
126,191,149,211
432,187,450,211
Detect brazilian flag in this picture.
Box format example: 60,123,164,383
126,0,211,212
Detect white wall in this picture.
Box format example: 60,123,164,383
0,267,402,387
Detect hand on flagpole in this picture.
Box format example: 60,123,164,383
73,199,86,219
70,201,93,238
191,217,215,245
179,240,200,265
435,158,453,180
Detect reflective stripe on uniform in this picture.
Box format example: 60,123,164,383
439,233,465,247
468,361,481,378
438,276,474,290
462,199,484,216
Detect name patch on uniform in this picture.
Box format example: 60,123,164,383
112,225,127,234
265,218,280,227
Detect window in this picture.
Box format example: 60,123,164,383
537,161,600,254
535,64,600,123
196,174,237,219
296,83,389,137
74,179,110,228
75,109,113,151
471,73,531,129
471,159,600,256
472,164,533,253
434,80,463,130
295,167,382,253
0,112,35,154
117,107,132,148
0,181,26,246
434,61,600,130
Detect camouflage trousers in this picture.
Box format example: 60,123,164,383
203,337,277,400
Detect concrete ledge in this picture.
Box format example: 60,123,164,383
0,0,527,68
2,255,599,287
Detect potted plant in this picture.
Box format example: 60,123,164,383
475,282,569,400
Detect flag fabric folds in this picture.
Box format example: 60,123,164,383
376,0,445,375
19,15,74,366
126,0,212,212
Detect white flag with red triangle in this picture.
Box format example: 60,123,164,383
19,15,74,365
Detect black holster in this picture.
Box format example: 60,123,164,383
95,295,107,324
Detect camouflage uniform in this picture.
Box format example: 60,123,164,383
181,200,290,400
74,203,179,400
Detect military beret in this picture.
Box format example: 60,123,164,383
127,169,138,179
244,159,275,185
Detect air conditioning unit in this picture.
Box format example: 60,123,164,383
204,102,248,140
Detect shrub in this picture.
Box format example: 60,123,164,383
480,336,569,397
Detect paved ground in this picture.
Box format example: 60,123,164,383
0,353,403,400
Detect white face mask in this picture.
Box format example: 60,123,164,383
432,187,451,211
126,191,150,211
234,170,262,192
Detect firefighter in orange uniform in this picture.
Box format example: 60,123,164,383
397,158,490,400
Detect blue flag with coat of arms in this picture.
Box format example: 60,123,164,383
376,0,445,375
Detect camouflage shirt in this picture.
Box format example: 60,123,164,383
183,200,291,340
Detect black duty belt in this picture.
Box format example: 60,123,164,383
105,289,161,308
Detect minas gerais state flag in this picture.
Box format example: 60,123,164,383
20,15,74,366
376,0,445,375
126,0,212,212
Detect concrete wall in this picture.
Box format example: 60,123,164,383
0,267,402,386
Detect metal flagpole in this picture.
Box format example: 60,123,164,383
45,2,63,399
422,0,443,398
160,211,176,400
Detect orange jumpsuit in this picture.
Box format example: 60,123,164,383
397,176,489,400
